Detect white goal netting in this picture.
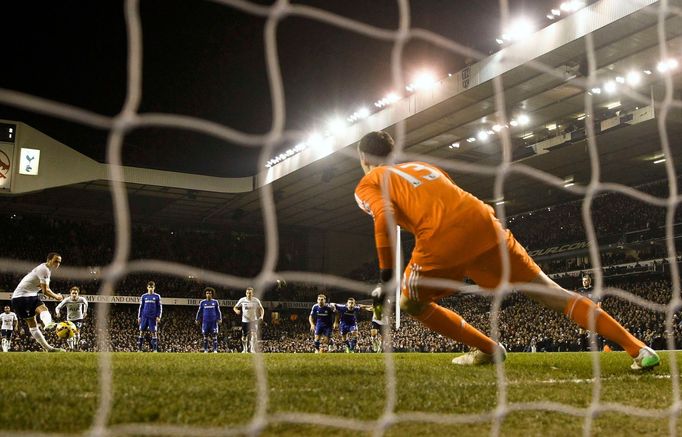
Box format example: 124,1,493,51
0,0,681,436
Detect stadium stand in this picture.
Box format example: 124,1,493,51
4,274,680,354
2,172,681,354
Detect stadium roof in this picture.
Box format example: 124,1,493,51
2,0,681,235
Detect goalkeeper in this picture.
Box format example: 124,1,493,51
355,131,659,370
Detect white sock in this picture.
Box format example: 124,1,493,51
1,339,7,352
242,338,248,351
39,311,52,327
29,327,51,350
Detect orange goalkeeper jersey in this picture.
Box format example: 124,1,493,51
354,161,505,270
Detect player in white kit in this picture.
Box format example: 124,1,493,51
233,287,264,353
1,305,19,352
368,306,388,353
10,252,65,352
55,286,89,350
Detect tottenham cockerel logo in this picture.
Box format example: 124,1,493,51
0,150,10,180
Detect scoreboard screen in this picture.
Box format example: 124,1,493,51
0,123,16,143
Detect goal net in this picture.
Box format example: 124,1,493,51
0,0,681,435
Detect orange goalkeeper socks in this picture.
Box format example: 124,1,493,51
563,295,645,357
415,302,498,354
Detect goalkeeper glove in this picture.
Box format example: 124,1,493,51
372,268,393,320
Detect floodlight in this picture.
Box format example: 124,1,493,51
504,18,535,42
657,59,678,73
356,107,370,119
411,71,437,90
307,132,324,149
326,117,346,135
625,71,641,86
561,1,585,12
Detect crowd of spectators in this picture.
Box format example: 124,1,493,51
5,275,681,354
0,214,310,298
507,177,681,251
3,176,682,353
1,176,681,297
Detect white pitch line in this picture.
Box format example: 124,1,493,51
509,374,671,385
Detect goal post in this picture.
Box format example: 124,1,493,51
395,225,402,329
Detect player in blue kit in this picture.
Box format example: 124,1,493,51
137,281,162,352
309,294,335,353
331,298,371,353
196,287,222,353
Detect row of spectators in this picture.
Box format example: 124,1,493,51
4,275,680,353
0,214,309,298
507,177,682,251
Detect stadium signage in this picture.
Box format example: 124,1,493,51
0,292,312,309
0,143,13,191
527,241,589,257
18,148,40,175
461,66,471,89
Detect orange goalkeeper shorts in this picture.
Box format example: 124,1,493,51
401,229,541,303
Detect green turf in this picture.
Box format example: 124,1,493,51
0,352,679,436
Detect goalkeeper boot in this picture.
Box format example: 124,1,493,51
44,321,57,330
452,344,506,366
631,346,660,370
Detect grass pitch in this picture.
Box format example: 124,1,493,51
0,352,679,436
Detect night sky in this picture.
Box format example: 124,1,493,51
1,0,551,177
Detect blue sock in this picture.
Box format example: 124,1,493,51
350,339,357,351
151,337,158,352
203,338,208,352
314,340,320,351
137,336,143,351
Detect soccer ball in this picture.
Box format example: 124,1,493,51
55,321,77,339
